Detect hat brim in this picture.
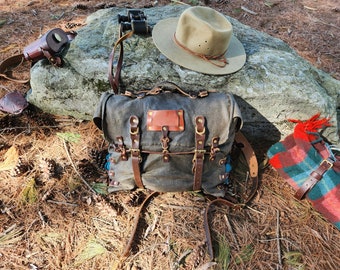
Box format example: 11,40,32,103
152,17,246,75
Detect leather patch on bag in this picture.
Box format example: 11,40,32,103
147,110,184,131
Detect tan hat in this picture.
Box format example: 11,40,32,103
152,6,246,75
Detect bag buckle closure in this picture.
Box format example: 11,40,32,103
321,158,333,169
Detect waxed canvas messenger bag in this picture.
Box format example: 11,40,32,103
93,82,246,197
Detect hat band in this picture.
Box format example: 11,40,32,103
173,33,228,68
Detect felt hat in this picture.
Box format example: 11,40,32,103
152,6,246,75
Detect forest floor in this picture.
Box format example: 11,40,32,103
0,1,339,270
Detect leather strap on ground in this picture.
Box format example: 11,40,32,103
0,54,29,84
204,131,259,260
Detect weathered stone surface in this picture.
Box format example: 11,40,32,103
28,5,340,143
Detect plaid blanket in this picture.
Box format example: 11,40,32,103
268,114,340,230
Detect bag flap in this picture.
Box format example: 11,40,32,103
94,91,242,152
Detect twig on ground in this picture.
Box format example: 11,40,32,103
241,6,258,15
170,0,190,5
246,205,265,215
47,199,78,207
304,5,317,11
159,204,201,211
314,18,340,30
62,140,96,194
276,210,282,269
38,210,47,227
224,214,239,250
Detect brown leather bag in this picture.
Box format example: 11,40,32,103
94,22,259,260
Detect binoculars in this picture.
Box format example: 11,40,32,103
118,9,151,34
23,28,76,66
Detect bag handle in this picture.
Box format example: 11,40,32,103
107,27,210,99
120,81,212,99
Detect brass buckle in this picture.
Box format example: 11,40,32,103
321,158,333,169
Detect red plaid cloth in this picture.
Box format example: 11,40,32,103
268,114,340,230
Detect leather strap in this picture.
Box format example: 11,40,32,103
192,116,206,191
41,49,62,67
108,27,133,94
0,54,29,83
294,158,334,200
204,131,259,259
122,191,159,257
0,29,76,84
129,115,144,188
204,198,239,258
234,131,259,200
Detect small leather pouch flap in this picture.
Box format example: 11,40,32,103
147,110,184,131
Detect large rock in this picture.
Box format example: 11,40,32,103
28,5,340,144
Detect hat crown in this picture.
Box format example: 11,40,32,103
175,7,232,57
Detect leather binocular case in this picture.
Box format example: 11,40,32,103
23,28,75,66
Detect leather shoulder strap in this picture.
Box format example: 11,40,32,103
108,28,134,94
0,54,29,84
204,131,259,259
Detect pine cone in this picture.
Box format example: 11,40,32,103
11,158,32,177
38,158,57,181
89,149,108,170
94,195,118,218
124,191,146,207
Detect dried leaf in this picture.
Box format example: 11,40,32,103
0,224,24,247
56,132,81,143
0,146,19,171
20,178,38,204
74,238,107,266
283,251,305,269
196,262,217,270
0,19,6,27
